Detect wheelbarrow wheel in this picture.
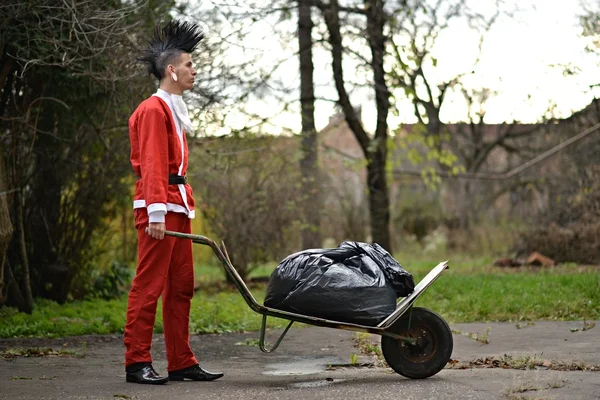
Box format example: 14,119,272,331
381,307,453,379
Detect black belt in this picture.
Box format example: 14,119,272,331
168,174,188,185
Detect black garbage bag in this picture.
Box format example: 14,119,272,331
264,241,414,326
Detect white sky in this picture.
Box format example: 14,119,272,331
192,0,600,135
431,0,599,124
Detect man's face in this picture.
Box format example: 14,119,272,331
171,52,197,92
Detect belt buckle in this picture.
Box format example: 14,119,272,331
182,175,188,185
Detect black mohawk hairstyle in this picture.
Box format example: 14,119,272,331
138,19,205,80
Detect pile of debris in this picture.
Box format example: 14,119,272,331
493,252,556,268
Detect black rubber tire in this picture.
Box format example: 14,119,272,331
381,307,453,379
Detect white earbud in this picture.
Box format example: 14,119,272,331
171,72,178,82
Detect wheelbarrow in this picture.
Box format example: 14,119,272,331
164,230,453,379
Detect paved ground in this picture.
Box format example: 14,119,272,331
1,320,599,400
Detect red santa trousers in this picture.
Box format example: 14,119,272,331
124,209,198,372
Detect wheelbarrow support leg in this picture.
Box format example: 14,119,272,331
259,315,294,353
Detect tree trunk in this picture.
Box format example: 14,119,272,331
321,0,392,251
0,255,6,304
298,0,321,249
367,151,391,249
3,260,27,310
454,178,474,230
0,146,14,305
365,0,392,251
16,189,34,313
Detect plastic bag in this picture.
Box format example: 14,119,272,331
264,241,414,326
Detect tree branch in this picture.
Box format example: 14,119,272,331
321,0,370,154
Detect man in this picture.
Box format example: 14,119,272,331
124,19,223,385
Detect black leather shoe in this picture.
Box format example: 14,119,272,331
168,364,224,381
126,365,169,384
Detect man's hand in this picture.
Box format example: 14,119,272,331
147,222,166,240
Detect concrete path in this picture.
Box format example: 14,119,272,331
1,320,599,400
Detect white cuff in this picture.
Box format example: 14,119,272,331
147,202,167,214
149,210,166,223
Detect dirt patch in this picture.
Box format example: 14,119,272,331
0,334,121,352
446,355,600,372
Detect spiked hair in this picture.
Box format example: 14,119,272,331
138,20,205,81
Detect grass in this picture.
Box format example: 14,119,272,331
452,327,491,344
1,347,85,360
0,288,289,338
447,354,600,372
502,380,566,399
0,253,598,338
411,266,600,323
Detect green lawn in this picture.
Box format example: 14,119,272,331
404,253,599,322
0,254,598,338
0,289,289,338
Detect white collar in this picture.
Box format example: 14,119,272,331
154,88,173,106
153,89,193,134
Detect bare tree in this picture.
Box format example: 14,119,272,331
386,0,544,229
317,0,394,251
298,0,322,248
0,150,14,305
444,87,540,228
183,1,328,255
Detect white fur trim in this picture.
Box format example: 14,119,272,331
132,200,194,219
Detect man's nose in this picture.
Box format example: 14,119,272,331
192,69,197,76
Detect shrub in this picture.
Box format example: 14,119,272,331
517,222,600,265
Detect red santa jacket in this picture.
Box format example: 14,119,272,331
129,94,195,218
